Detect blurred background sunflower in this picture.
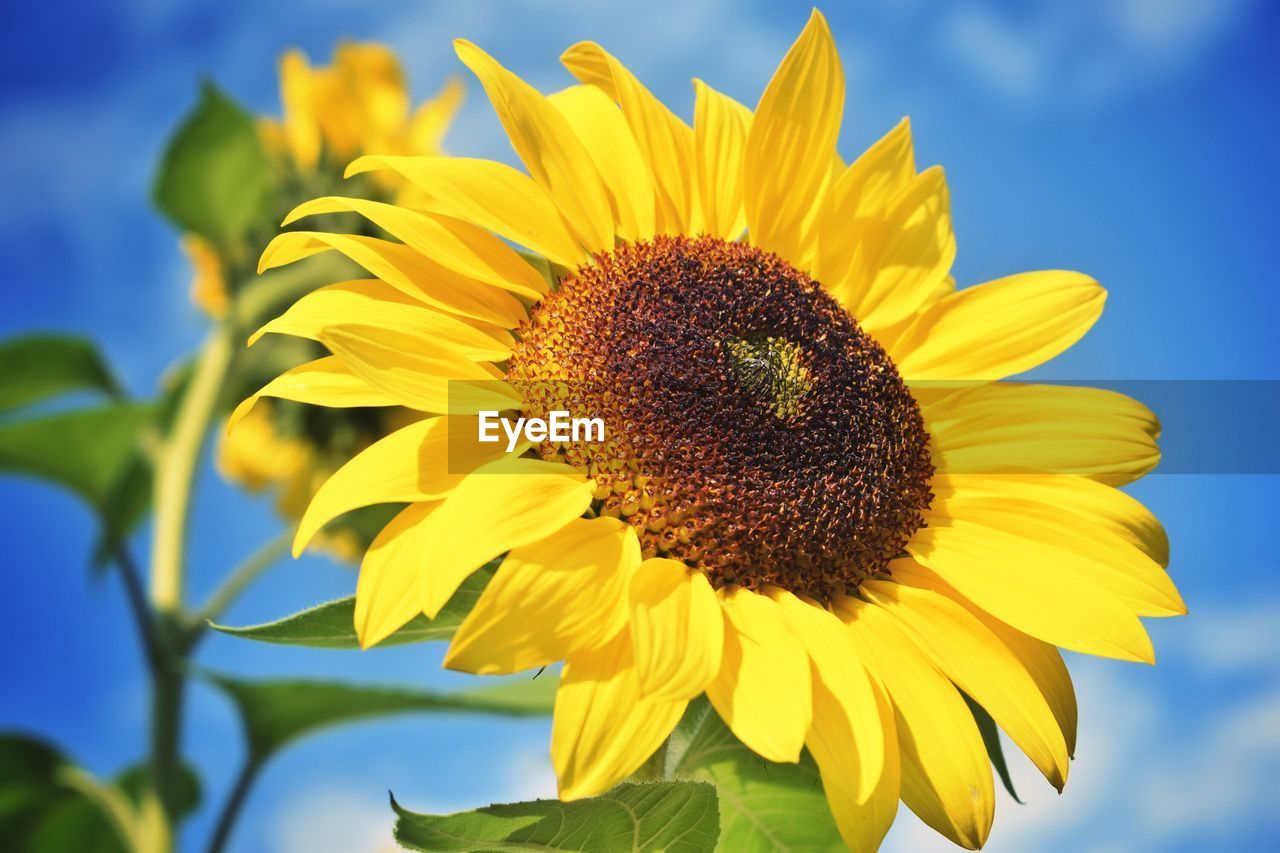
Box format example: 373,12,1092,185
187,43,465,560
2,2,1278,851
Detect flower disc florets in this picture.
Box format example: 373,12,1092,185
510,235,933,600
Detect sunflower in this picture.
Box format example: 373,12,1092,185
260,41,464,184
193,43,463,554
236,10,1183,849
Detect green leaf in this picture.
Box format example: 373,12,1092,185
392,781,719,852
668,698,842,852
205,671,556,764
152,82,270,248
0,734,129,853
210,562,496,648
112,763,202,819
963,693,1022,804
0,403,152,520
22,797,126,853
0,334,121,413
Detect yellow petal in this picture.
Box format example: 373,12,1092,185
933,472,1170,568
250,279,514,361
553,632,687,800
829,117,916,228
838,595,994,850
406,458,594,617
445,518,641,674
330,43,409,154
455,40,614,254
744,9,844,263
835,166,955,331
319,324,520,415
183,235,227,319
923,383,1162,486
864,579,1070,791
228,356,395,436
693,80,751,240
813,117,915,288
907,503,1156,662
346,155,585,267
928,490,1184,617
284,198,548,300
278,49,320,169
771,591,885,799
548,85,656,241
355,502,437,649
808,668,902,853
893,271,1105,379
408,76,465,155
560,42,697,234
258,231,527,328
706,587,810,763
892,559,1080,758
982,621,1079,760
293,416,511,556
628,559,723,701
305,64,354,156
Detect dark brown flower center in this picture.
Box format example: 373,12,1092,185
509,235,932,600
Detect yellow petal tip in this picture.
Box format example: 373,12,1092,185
343,156,376,179
453,39,488,69
279,202,310,227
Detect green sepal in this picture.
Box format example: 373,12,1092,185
963,693,1023,803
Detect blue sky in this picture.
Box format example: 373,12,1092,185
2,1,1279,850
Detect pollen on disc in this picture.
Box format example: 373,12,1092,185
509,235,934,601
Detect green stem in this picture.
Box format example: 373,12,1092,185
146,324,235,845
148,654,186,842
190,529,294,640
205,757,261,853
109,539,162,673
149,326,234,612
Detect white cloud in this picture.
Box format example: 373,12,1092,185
938,0,1255,108
1133,691,1280,839
940,5,1047,102
271,745,557,851
1107,0,1250,59
502,746,558,802
884,662,1159,852
272,784,398,853
1174,597,1280,676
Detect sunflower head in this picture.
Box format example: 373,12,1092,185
512,234,933,600
198,43,465,549
262,41,464,177
242,9,1180,850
